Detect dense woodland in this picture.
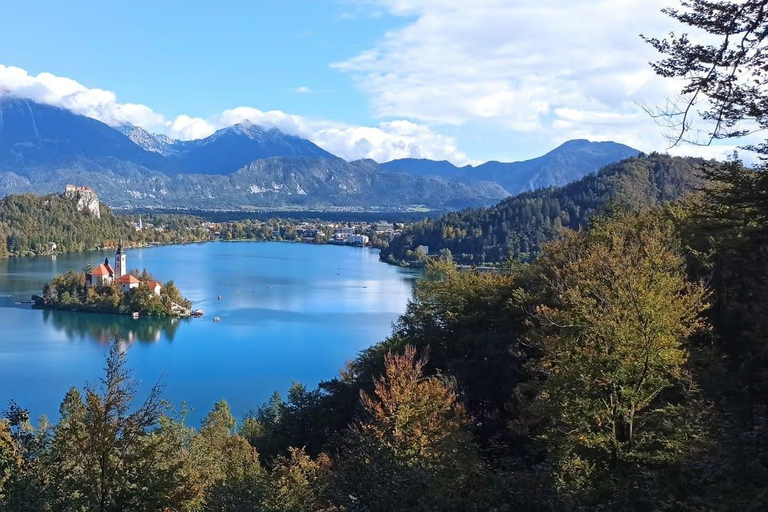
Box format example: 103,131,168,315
0,193,391,259
381,153,708,265
0,193,136,258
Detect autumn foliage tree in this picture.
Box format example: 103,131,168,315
333,346,486,511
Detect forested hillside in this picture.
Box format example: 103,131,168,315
0,193,208,258
381,153,708,265
0,193,136,258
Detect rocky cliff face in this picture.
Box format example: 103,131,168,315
64,186,101,218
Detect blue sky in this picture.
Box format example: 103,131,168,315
1,0,385,121
0,0,748,164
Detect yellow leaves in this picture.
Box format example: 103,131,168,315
267,447,333,512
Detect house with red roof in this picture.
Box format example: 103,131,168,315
146,280,162,296
86,258,115,287
117,273,140,292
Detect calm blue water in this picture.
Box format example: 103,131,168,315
0,242,420,425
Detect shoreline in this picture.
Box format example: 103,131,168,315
1,237,388,261
30,301,189,319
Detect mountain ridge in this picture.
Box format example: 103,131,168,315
382,139,640,195
0,97,641,211
380,153,708,264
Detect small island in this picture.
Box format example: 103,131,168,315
35,240,193,317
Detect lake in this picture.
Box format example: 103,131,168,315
0,242,420,425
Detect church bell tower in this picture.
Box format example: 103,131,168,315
115,240,126,278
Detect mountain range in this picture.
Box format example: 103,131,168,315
382,139,639,195
0,96,640,211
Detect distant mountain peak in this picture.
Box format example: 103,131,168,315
211,120,273,141
556,138,591,147
116,123,178,155
234,119,257,130
549,139,640,157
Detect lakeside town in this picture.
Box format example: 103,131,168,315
118,201,410,250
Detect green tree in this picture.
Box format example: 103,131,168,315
360,258,529,441
0,402,51,512
645,3,768,506
527,213,710,505
194,400,270,512
48,343,190,512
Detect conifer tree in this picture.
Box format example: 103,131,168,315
48,343,190,512
643,0,768,154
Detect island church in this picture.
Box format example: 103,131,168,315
86,241,161,295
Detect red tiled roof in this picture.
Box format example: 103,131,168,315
117,274,140,284
89,264,114,277
146,280,162,289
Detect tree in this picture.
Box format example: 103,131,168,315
0,402,50,512
360,258,529,442
48,342,191,512
265,448,333,512
333,346,487,511
193,400,271,512
643,0,768,154
645,3,768,506
527,212,710,504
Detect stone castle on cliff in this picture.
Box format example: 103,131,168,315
64,184,100,218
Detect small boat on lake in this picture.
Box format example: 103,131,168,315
192,309,204,317
213,316,221,322
132,312,140,319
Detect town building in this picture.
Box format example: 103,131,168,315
374,222,395,233
349,234,369,246
117,274,140,292
147,280,162,296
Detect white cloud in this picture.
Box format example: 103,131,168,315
0,64,469,164
333,0,716,153
167,114,215,141
295,86,312,94
0,64,164,128
194,107,472,164
313,120,470,163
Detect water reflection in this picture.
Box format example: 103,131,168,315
41,308,187,343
